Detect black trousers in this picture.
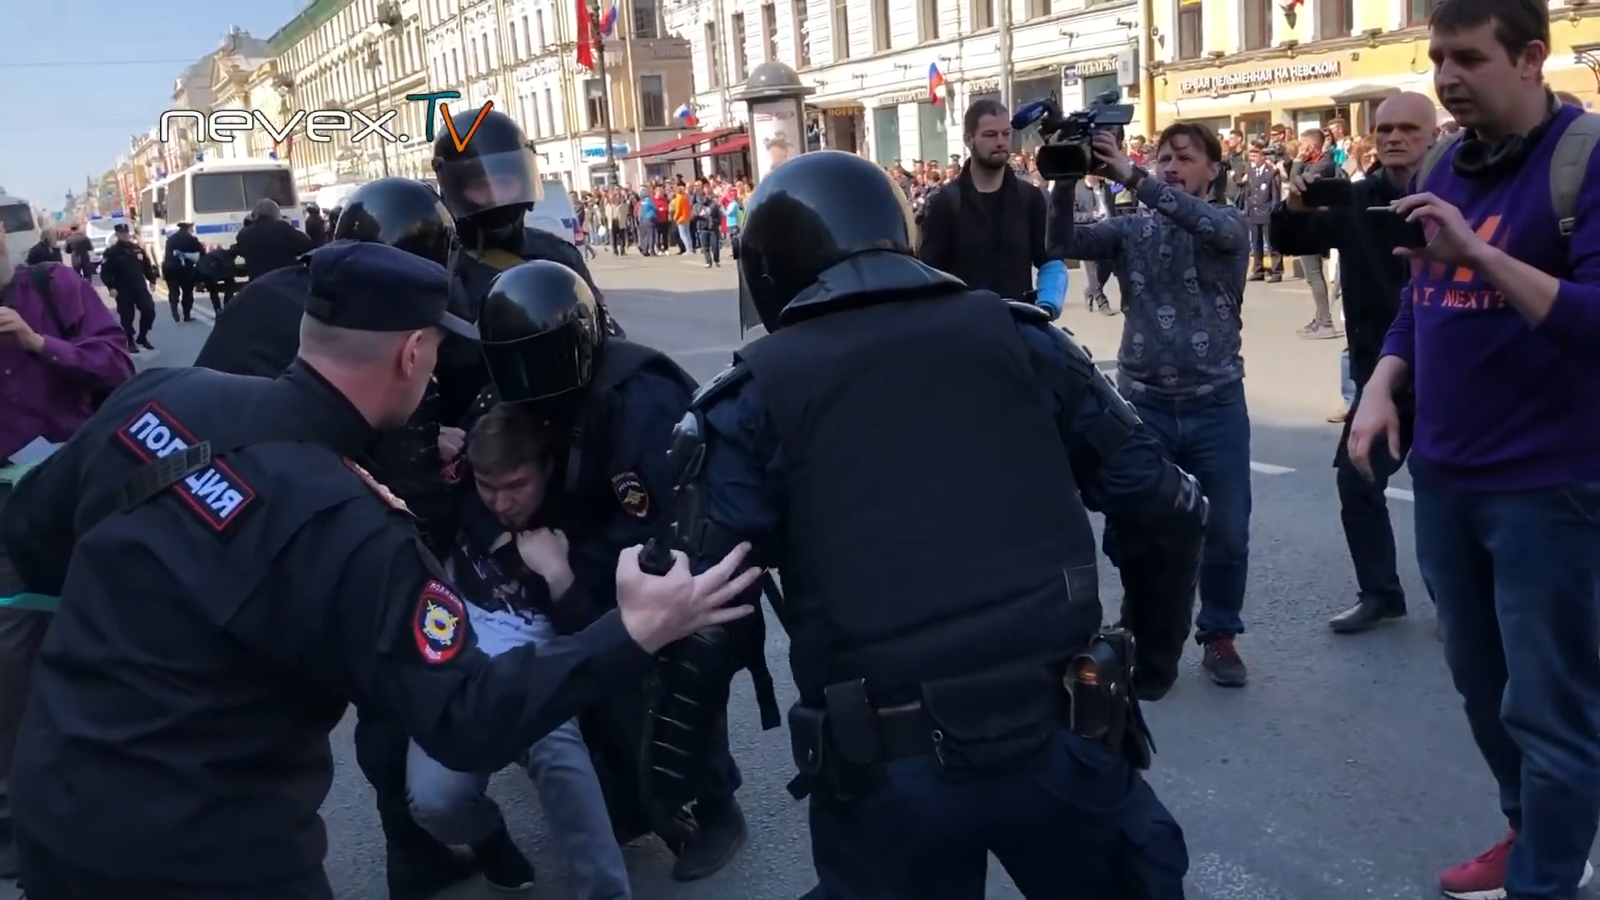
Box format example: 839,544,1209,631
165,278,194,318
15,828,334,900
1334,389,1414,607
352,708,438,851
115,290,156,341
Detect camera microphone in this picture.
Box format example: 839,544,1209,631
1011,100,1054,132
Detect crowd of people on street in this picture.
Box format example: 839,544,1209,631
572,178,751,268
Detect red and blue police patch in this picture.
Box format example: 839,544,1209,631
413,579,468,665
115,402,258,532
611,471,650,520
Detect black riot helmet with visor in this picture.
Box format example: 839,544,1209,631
733,150,919,333
432,106,544,231
477,260,604,404
333,177,458,267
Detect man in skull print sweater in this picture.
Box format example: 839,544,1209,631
1049,122,1254,688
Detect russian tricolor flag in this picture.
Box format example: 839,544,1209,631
599,2,618,36
927,62,947,104
675,103,698,127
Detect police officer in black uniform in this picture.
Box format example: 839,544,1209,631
472,260,772,881
0,240,759,900
432,106,622,425
673,150,1205,899
98,223,158,352
191,178,484,900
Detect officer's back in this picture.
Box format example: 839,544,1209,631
232,199,314,281
191,265,308,376
99,233,152,294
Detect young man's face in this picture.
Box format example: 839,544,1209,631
475,459,554,530
1155,134,1219,197
1431,19,1547,133
964,113,1013,169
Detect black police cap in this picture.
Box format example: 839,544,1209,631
303,240,477,341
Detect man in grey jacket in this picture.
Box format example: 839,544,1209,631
1049,122,1254,687
1073,175,1117,315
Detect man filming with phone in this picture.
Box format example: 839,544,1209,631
1348,1,1600,897
1271,92,1438,635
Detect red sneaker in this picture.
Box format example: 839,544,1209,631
1439,832,1514,900
1438,831,1595,899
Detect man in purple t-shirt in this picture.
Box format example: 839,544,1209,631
1349,1,1600,898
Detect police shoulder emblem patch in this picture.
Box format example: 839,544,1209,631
413,579,469,665
115,401,257,532
344,459,415,516
611,471,650,519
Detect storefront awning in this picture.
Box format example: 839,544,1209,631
1330,84,1402,104
622,128,743,161
702,135,750,157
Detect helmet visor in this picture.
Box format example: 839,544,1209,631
482,330,592,404
436,148,545,218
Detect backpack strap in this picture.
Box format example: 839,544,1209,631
1551,112,1600,240
26,265,69,337
1414,131,1464,194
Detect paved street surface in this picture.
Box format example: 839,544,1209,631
8,255,1586,900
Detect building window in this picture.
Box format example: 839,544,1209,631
535,11,547,48
519,16,530,55
1177,0,1204,60
633,0,660,38
732,12,749,80
1242,0,1271,50
705,22,723,87
1406,0,1437,25
971,0,993,30
639,74,667,127
872,0,891,50
543,88,559,134
872,105,900,164
918,0,938,40
795,0,812,67
762,2,778,60
1317,0,1352,38
1027,0,1050,18
584,78,608,129
469,36,480,73
832,0,850,60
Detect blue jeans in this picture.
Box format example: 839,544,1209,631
807,732,1186,900
1413,464,1600,900
1128,379,1252,639
406,608,631,900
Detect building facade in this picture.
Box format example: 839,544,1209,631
1146,0,1600,140
421,0,696,189
666,0,1143,164
272,0,434,190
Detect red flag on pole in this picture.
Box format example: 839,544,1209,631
576,0,596,70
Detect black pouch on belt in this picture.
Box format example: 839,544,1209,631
921,665,1060,771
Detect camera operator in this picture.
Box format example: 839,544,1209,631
1049,124,1254,687
1270,91,1438,635
917,99,1063,316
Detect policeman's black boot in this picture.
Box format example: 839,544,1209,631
384,827,476,900
672,797,747,882
468,826,536,891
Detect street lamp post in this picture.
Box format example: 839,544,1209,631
589,0,619,182
364,43,393,177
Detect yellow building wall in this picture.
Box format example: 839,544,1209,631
1146,3,1600,133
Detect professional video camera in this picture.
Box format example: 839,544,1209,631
1012,90,1137,182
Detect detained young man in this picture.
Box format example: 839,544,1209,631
1052,123,1255,687
1348,1,1600,897
405,403,631,898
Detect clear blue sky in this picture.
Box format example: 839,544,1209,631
1,0,305,212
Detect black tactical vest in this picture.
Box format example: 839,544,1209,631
736,292,1102,703
12,368,384,884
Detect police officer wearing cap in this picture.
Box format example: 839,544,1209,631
0,239,761,900
674,150,1206,899
192,179,489,900
432,107,623,424
471,259,773,881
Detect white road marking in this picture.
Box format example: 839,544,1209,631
1249,462,1296,475
1385,487,1415,502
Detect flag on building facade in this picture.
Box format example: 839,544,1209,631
927,63,947,104
599,2,618,37
576,0,597,70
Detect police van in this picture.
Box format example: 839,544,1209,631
0,191,41,267
526,178,580,246
140,158,299,281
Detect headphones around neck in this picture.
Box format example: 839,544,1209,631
1452,90,1563,178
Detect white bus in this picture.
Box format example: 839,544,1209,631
139,158,300,279
0,192,40,268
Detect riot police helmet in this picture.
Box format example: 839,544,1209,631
432,106,544,230
333,177,458,267
477,260,603,403
734,150,917,332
